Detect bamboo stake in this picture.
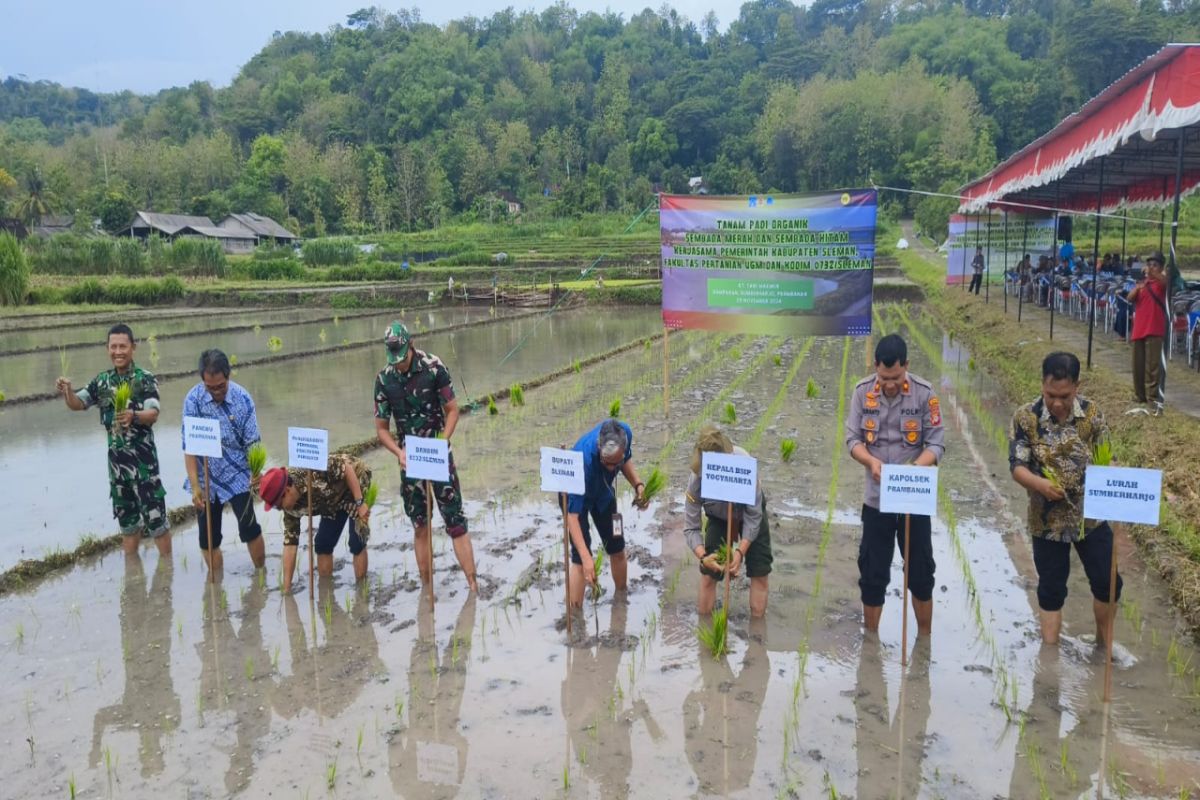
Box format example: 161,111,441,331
724,502,734,613
663,325,670,417
562,492,572,637
902,513,911,666
1104,531,1119,702
307,471,314,594
426,479,435,606
203,457,215,584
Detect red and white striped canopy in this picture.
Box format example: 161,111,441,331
959,44,1200,215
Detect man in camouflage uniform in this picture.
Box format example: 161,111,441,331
56,323,170,557
373,321,478,593
258,454,372,592
1009,351,1122,645
845,334,944,636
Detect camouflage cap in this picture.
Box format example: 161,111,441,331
689,425,733,474
383,321,412,364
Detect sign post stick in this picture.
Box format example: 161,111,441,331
723,502,734,613
663,326,670,417
1104,539,1119,702
306,471,315,594
426,480,435,606
902,513,911,667
562,493,572,637
203,457,215,584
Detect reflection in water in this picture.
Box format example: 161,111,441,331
390,592,475,799
90,556,179,778
853,636,931,800
275,580,386,723
561,600,637,799
195,578,272,794
683,620,769,795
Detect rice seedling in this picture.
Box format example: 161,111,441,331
721,402,737,424
1059,740,1077,785
272,645,280,670
229,354,238,366
562,763,570,790
641,467,666,503
730,346,743,360
58,346,70,379
267,336,283,352
822,770,839,799
488,395,498,415
323,595,332,626
244,656,255,681
780,439,797,462
364,483,379,508
176,617,183,638
113,382,132,415
696,607,729,659
356,723,365,757
591,548,606,602
248,443,268,479
333,315,341,325
0,391,5,403
968,357,977,370
805,377,820,399
15,621,23,643
773,353,782,366
572,358,582,373
319,328,327,342
1042,466,1064,490
395,695,404,718
253,323,262,334
609,398,621,417
68,774,76,799
510,383,525,406
326,758,338,789
1093,439,1114,466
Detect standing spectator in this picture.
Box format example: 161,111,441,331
969,247,984,295
1127,252,1168,410
55,324,171,557
182,348,265,576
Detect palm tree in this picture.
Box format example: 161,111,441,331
15,168,54,227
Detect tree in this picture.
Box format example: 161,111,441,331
98,190,135,232
15,167,53,226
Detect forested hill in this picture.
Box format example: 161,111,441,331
1,1,1193,236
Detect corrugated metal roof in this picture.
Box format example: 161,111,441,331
177,224,256,240
220,212,297,240
134,211,215,235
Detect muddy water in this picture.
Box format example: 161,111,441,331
0,307,661,570
2,307,1200,799
0,306,519,401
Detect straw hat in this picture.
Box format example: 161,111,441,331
690,425,733,474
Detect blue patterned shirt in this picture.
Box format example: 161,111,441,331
567,421,634,516
181,380,260,503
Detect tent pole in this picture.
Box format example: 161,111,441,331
1003,210,1009,314
1162,130,1186,404
1159,176,1167,253
1019,216,1028,322
985,205,992,305
1050,185,1060,340
1087,156,1106,370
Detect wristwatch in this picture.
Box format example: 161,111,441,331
354,498,365,508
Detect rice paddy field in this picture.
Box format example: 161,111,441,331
2,302,1200,799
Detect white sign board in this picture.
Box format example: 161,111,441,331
1084,466,1162,525
540,447,585,495
288,427,328,471
879,465,939,516
700,452,757,505
416,741,460,785
405,435,450,483
182,416,223,458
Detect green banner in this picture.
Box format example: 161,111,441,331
706,278,815,310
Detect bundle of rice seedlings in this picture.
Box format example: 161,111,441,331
113,382,132,415
59,346,70,379
319,328,328,342
781,438,797,462
267,336,283,352
0,390,6,403
229,354,238,366
1042,466,1064,490
641,468,666,503
364,483,379,508
609,398,621,418
248,443,268,479
573,359,582,373
510,383,525,406
487,395,498,415
773,353,782,366
696,607,728,659
721,402,737,424
591,548,606,602
1092,440,1114,466
806,378,820,399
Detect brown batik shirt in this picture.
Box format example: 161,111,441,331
282,454,372,546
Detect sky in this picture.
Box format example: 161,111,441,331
1,0,741,94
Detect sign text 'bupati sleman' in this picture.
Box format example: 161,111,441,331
540,447,585,495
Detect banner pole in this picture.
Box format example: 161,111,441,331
902,513,911,667
663,326,670,417
562,493,572,637
426,480,435,606
203,457,215,584
985,206,991,304
1104,532,1119,702
1003,210,1009,314
724,502,734,613
306,470,315,594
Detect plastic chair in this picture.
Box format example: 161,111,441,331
1188,310,1200,368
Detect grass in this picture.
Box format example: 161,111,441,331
510,383,525,406
781,439,797,462
248,443,267,479
609,398,621,417
364,482,379,508
696,606,729,659
805,377,820,399
641,467,666,503
721,401,737,424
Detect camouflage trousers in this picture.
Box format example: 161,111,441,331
401,452,468,538
107,440,168,537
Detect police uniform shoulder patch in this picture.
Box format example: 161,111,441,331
929,397,942,427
